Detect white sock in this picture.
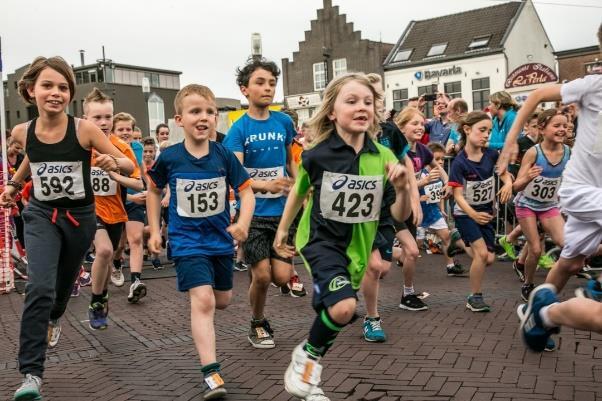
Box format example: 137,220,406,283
403,286,415,296
539,303,559,329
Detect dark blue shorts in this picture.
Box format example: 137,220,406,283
454,215,495,252
125,202,146,224
173,254,233,292
373,224,395,262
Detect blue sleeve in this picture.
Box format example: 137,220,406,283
449,157,465,186
225,148,251,193
424,119,434,134
223,123,245,153
282,114,296,146
148,153,169,189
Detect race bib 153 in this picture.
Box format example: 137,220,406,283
176,177,226,218
320,171,383,223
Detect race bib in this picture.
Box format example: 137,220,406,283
524,176,561,203
246,167,283,199
465,176,494,206
30,161,85,201
90,167,117,196
176,177,226,218
424,181,444,204
320,171,383,223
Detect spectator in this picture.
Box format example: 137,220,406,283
155,123,170,145
424,93,452,146
445,98,468,155
132,127,142,143
407,96,420,110
488,91,518,150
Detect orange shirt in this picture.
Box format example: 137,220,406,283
92,135,140,224
291,139,303,166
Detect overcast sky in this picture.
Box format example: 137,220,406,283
1,0,600,102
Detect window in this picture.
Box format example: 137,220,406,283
472,77,490,111
426,43,447,57
418,84,438,119
16,110,21,119
114,69,124,84
392,89,409,112
468,35,490,50
444,81,462,99
72,101,78,117
393,49,413,62
332,58,347,78
313,62,327,91
148,93,165,137
88,70,97,83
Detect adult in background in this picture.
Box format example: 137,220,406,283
424,93,452,146
445,98,468,156
488,91,518,151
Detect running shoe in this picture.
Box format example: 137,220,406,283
84,252,95,264
521,283,535,302
288,275,307,297
47,319,61,349
363,317,386,342
70,281,80,297
88,302,108,330
518,283,560,352
79,269,92,287
446,229,462,257
248,318,275,349
280,283,291,295
233,261,248,272
544,337,556,352
284,341,323,399
513,261,525,282
14,374,42,401
466,293,491,312
202,371,227,400
306,386,330,401
575,279,602,301
446,262,467,276
399,294,428,311
537,254,555,270
498,236,517,260
128,279,147,304
151,258,164,271
110,267,125,287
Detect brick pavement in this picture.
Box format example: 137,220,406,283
1,254,602,401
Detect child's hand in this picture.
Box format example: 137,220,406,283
273,228,296,259
470,211,494,225
386,162,409,190
148,232,162,254
161,193,170,208
527,166,543,180
428,168,441,182
266,177,294,195
95,153,119,172
497,183,513,204
0,189,16,208
227,223,248,242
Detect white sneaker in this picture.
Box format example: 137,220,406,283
307,386,330,401
284,341,323,399
14,373,42,400
47,319,61,348
110,268,125,287
127,279,147,304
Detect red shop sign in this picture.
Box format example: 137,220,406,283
505,63,558,88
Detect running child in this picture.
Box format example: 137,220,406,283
141,137,163,269
147,84,254,399
0,56,134,401
273,73,412,400
449,111,513,312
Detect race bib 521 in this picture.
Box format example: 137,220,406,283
320,171,383,223
176,177,226,218
31,161,85,201
90,167,117,196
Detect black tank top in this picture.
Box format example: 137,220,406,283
27,115,94,208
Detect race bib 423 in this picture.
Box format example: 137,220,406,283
176,177,226,218
320,171,383,223
31,161,86,201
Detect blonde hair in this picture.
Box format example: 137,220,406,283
174,84,216,115
394,107,425,131
489,91,518,111
159,140,173,150
83,88,113,114
307,73,381,147
18,56,76,105
112,112,136,132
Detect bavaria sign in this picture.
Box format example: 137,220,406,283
505,63,557,89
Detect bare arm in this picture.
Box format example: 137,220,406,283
79,120,135,175
512,148,538,192
227,185,255,242
109,171,144,191
146,184,163,254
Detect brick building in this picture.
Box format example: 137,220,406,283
555,45,601,82
281,0,393,125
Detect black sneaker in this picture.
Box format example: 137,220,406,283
248,318,275,348
466,293,491,312
447,229,462,257
202,371,227,400
233,261,248,272
521,283,535,302
399,294,428,311
447,262,467,276
513,261,525,282
151,258,164,271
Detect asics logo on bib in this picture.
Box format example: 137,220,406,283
183,180,219,192
36,163,74,175
248,169,279,179
331,175,378,191
471,180,492,190
328,276,351,292
91,169,108,176
532,176,558,187
244,132,285,145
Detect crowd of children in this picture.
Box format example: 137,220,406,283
3,23,601,401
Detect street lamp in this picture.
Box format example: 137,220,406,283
142,77,151,135
251,33,262,60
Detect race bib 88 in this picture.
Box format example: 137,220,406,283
176,177,226,218
465,176,494,206
320,171,383,223
90,167,117,196
424,181,444,204
30,161,85,201
246,167,283,199
524,176,561,203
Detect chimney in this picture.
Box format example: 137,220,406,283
79,50,85,66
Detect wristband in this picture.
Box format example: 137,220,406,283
7,180,23,191
108,154,121,175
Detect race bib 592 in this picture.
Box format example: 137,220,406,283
320,171,383,223
31,161,85,201
176,177,226,218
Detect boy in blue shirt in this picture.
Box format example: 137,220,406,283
224,58,301,349
147,84,255,399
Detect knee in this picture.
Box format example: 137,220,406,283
128,233,143,248
529,243,542,258
486,252,495,266
251,269,272,288
404,244,419,261
191,290,216,315
564,259,585,275
474,249,489,263
215,293,232,310
328,298,357,325
25,282,55,303
272,270,291,287
94,244,113,261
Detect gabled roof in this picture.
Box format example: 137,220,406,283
384,2,523,70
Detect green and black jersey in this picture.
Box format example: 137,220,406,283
294,131,398,289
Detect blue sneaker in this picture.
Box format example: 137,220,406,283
544,337,556,352
363,317,386,342
518,284,559,352
575,279,602,301
88,302,108,330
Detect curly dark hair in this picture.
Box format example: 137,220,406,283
236,57,280,87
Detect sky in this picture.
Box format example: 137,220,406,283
0,0,600,102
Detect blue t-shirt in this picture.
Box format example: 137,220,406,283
127,141,145,198
425,118,451,145
223,111,295,217
449,148,499,215
489,109,517,150
148,141,250,257
418,168,444,227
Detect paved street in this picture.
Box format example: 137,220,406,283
1,254,601,401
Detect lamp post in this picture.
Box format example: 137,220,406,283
251,33,262,61
142,77,151,136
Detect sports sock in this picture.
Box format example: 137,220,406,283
131,272,141,282
403,286,415,296
305,309,345,358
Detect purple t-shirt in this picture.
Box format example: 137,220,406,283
407,142,433,175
